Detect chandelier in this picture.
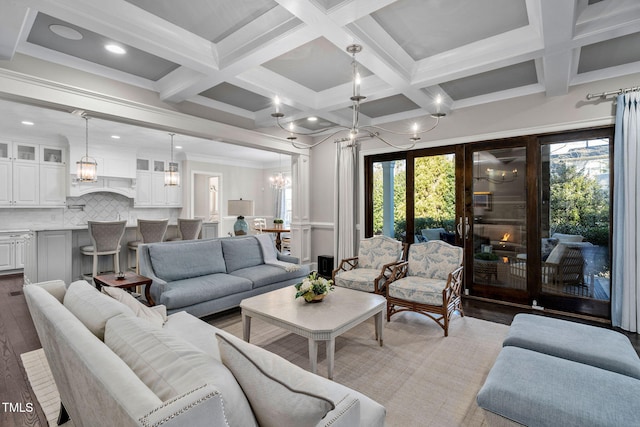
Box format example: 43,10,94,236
270,154,291,189
76,115,98,182
272,44,445,150
164,133,180,186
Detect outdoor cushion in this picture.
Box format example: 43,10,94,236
421,228,446,241
504,313,640,379
148,239,226,282
158,273,252,310
230,264,310,289
105,315,257,427
222,237,264,272
388,276,445,306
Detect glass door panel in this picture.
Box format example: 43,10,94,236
413,153,456,244
470,146,527,293
371,159,406,241
539,137,611,311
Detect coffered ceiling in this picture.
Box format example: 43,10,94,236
0,0,639,153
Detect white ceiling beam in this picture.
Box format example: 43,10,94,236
0,1,29,60
161,25,319,103
24,0,219,74
538,0,575,96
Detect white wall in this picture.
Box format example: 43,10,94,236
308,72,640,264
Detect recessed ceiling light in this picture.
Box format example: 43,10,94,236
307,117,318,122
105,44,126,55
175,145,183,149
49,24,83,40
111,135,120,139
21,120,34,126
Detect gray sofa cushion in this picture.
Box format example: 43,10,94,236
231,264,311,289
222,237,264,273
159,273,253,310
148,239,226,282
504,313,640,379
477,346,640,427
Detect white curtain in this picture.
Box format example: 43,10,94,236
273,187,285,220
334,140,357,262
612,91,640,332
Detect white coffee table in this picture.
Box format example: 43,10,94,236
240,285,386,379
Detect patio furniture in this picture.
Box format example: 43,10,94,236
385,240,464,337
332,235,407,294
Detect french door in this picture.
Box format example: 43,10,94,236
365,127,613,319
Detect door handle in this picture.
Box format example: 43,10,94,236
456,216,463,238
465,217,471,240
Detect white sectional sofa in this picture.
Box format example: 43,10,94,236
24,279,386,427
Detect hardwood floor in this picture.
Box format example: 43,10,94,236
1,273,638,427
0,274,47,427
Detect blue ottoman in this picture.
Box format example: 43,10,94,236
504,313,640,379
477,346,640,427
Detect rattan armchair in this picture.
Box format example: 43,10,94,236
386,240,464,337
332,235,407,294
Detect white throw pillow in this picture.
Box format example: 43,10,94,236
101,286,166,328
63,280,134,340
105,315,257,427
216,332,343,427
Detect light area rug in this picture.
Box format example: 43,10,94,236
20,349,74,427
210,311,509,427
21,312,507,427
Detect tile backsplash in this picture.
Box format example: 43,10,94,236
0,192,180,230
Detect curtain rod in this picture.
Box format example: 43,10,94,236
586,85,640,100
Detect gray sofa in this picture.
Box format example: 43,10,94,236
138,236,310,317
24,279,386,427
477,313,640,426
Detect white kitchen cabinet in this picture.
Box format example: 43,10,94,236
0,140,39,206
39,163,66,206
135,158,182,207
36,230,72,284
1,140,69,207
12,161,39,206
0,232,27,272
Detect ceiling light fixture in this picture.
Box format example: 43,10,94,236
21,120,34,126
270,154,291,190
272,44,445,150
164,133,180,187
76,115,98,183
105,44,126,54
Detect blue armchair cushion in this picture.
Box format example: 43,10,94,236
148,239,226,282
406,241,462,280
222,237,264,273
388,276,445,305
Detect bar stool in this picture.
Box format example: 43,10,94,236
80,220,127,283
167,218,203,241
127,219,169,272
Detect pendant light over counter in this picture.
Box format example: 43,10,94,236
76,115,98,182
164,133,180,186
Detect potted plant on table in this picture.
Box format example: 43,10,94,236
295,271,334,303
273,218,284,228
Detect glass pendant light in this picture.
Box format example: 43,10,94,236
76,116,98,182
165,133,180,186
